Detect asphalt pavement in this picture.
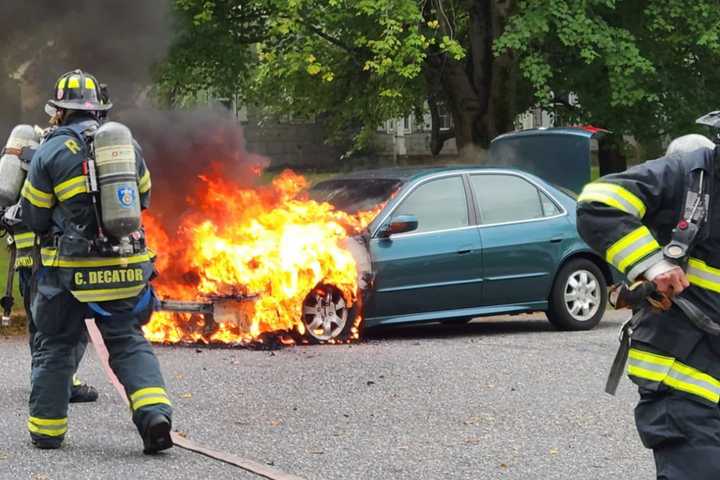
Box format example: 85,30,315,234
0,310,655,480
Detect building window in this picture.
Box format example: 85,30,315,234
402,115,412,134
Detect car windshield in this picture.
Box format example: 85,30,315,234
310,178,403,214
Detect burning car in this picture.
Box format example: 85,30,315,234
143,164,610,346
140,126,613,346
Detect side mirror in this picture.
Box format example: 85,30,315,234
378,214,418,238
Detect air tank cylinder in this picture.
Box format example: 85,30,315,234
93,121,141,242
0,125,40,206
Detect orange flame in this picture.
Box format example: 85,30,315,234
143,169,381,345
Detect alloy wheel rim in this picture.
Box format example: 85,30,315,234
302,286,349,341
563,269,601,322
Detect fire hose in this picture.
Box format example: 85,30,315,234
84,318,306,480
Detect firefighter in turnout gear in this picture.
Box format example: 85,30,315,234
577,133,720,478
2,131,98,404
20,70,172,452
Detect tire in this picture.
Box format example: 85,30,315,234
546,258,607,331
299,284,360,343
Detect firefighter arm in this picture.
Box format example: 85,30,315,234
576,158,681,282
19,153,55,233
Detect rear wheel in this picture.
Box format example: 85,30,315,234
546,258,606,331
300,284,357,343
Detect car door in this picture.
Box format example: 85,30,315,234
366,174,484,320
469,173,567,306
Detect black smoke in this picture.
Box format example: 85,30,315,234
119,107,269,230
0,0,170,131
1,1,269,230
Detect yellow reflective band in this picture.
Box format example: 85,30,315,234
28,422,68,437
605,226,660,273
71,285,145,302
21,181,55,209
628,348,675,367
130,387,171,411
58,78,67,89
14,232,36,249
130,387,167,402
134,396,172,410
627,348,720,403
28,416,69,437
68,77,80,88
73,375,82,387
85,77,96,90
687,258,720,293
29,416,68,426
665,362,720,403
40,248,152,268
578,182,647,218
54,175,88,202
139,170,152,194
15,256,33,268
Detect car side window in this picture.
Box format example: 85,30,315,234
540,191,561,216
393,176,469,233
471,174,558,224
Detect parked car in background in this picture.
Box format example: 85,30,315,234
305,165,613,342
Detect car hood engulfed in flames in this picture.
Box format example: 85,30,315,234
142,168,378,346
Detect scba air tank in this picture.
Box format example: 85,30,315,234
93,122,141,240
0,125,40,206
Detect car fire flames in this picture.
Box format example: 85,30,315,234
142,168,379,346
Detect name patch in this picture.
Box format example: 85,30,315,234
74,268,144,286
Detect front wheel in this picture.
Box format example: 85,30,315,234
300,284,359,343
546,259,607,331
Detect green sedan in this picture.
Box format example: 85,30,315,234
305,166,614,342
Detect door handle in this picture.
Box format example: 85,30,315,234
457,245,473,255
550,237,563,243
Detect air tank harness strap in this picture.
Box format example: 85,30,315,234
87,287,153,318
1,146,35,164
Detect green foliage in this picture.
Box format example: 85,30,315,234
158,0,464,146
159,0,720,151
496,0,720,142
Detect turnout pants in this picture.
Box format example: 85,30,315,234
19,268,87,380
635,389,720,479
629,338,720,480
28,268,172,445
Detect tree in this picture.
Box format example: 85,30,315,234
496,0,720,156
159,0,720,160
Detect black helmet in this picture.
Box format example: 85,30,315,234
47,69,112,112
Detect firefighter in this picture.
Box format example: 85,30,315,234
20,70,172,453
576,134,720,478
4,142,98,404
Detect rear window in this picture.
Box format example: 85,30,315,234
310,178,403,213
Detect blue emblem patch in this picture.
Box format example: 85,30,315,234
117,186,136,209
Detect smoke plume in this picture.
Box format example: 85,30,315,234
1,1,269,229
119,108,269,230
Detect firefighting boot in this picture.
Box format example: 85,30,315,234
141,413,173,454
69,379,99,403
30,433,63,450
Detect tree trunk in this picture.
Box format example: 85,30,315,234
424,0,518,160
598,135,628,176
428,95,455,157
